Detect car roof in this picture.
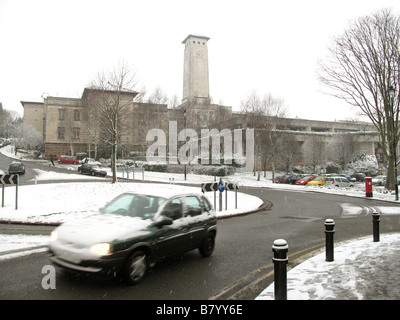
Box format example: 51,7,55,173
122,190,205,200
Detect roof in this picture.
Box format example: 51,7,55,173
182,34,210,44
123,188,204,200
82,87,139,100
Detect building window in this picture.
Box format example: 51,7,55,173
58,109,65,120
57,127,65,139
74,109,80,121
73,127,80,140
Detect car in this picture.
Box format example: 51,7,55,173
277,174,295,184
8,161,25,175
346,176,357,182
78,163,107,177
295,175,317,185
80,158,101,165
287,174,307,184
48,190,217,284
324,177,354,188
58,155,79,164
354,173,366,182
306,176,326,186
372,175,386,186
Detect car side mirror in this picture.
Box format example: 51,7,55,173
153,217,173,228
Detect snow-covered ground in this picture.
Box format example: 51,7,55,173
1,146,400,299
257,233,400,300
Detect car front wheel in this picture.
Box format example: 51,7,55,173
123,250,148,285
199,232,215,257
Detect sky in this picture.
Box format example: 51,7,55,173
1,0,399,122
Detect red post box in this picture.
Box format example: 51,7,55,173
365,177,373,197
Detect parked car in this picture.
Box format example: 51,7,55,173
8,161,25,175
277,174,295,184
306,176,326,186
48,190,217,284
354,173,366,182
372,175,386,186
295,175,317,185
58,155,79,165
324,177,354,188
78,163,107,177
346,176,357,182
80,158,101,165
287,174,307,184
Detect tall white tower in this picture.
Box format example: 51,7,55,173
182,34,210,104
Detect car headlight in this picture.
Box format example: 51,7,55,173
90,243,112,255
49,230,58,242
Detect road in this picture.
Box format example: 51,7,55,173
1,151,400,299
0,152,112,185
1,186,400,299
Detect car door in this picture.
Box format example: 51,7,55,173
182,195,207,250
155,197,189,257
339,177,350,187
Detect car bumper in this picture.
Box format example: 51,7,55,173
47,248,126,275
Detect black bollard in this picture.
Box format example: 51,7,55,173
372,212,380,242
272,239,288,300
325,219,335,262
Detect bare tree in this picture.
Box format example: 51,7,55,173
302,135,326,172
10,122,43,155
240,90,287,180
0,106,20,139
277,133,301,173
328,133,356,169
84,61,139,183
318,9,400,189
146,86,169,104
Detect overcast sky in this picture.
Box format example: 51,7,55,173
1,0,399,121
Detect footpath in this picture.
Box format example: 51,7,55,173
257,233,400,300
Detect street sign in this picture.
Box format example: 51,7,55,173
225,182,239,191
1,174,19,210
201,182,218,193
218,180,225,192
201,181,240,211
0,174,18,185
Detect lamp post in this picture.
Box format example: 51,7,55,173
389,85,398,201
183,109,187,181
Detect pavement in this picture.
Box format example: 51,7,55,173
256,232,400,300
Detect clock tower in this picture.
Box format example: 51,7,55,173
182,34,210,105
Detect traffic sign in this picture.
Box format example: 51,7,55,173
225,182,239,191
0,174,18,185
201,182,218,193
218,180,225,192
1,174,19,210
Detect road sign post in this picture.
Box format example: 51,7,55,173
218,179,225,211
201,180,239,211
225,182,239,209
0,174,19,210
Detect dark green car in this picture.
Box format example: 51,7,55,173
48,190,217,284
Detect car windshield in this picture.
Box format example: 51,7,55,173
10,163,22,168
314,177,323,181
89,164,101,169
100,193,166,219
